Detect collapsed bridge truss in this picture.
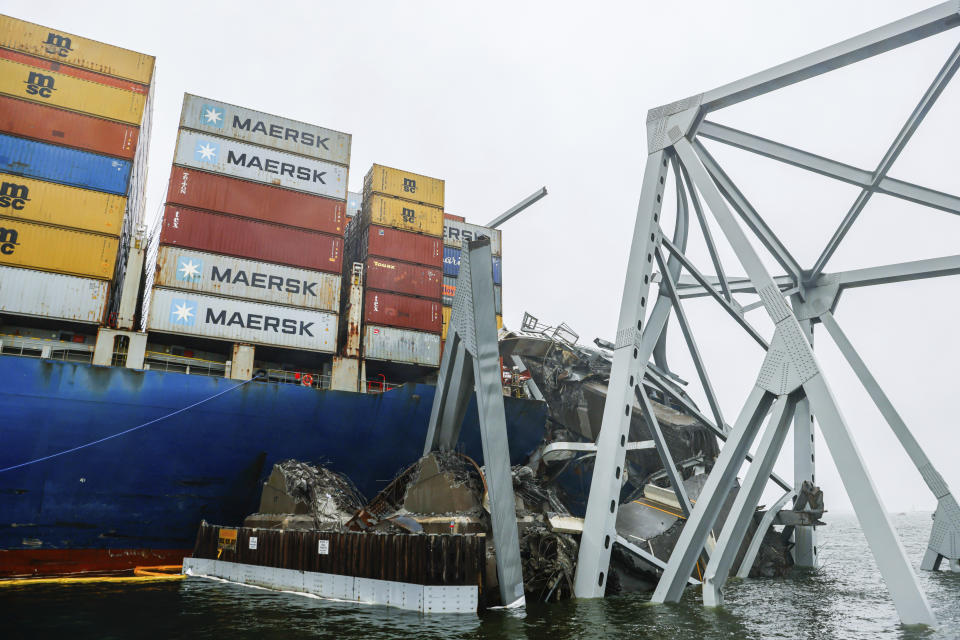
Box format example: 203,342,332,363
573,2,960,626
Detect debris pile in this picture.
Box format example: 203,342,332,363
244,460,366,530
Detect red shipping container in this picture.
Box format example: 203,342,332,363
166,166,345,235
0,95,138,159
358,225,443,268
364,290,441,333
0,48,149,94
444,213,465,222
365,257,441,299
159,205,342,274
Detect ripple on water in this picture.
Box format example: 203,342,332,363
2,513,959,639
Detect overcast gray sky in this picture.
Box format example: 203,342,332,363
8,0,958,513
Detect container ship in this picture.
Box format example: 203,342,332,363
0,15,544,577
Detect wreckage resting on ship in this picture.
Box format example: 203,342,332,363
222,307,796,605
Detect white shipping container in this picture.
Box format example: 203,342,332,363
363,324,440,367
173,129,348,200
148,287,338,352
179,94,352,166
0,265,107,323
154,247,341,312
442,219,502,255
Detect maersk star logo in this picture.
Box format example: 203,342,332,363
194,139,219,163
200,104,225,128
176,256,203,281
169,298,197,326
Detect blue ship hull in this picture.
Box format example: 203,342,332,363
0,355,546,576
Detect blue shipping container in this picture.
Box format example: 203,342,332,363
0,133,131,195
442,247,502,283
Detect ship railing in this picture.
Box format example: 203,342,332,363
262,368,332,391
143,352,226,377
365,375,403,394
0,334,94,364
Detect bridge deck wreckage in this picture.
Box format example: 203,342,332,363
184,2,960,624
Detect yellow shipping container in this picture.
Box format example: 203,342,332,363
0,15,154,84
364,164,444,209
0,217,118,279
0,173,126,236
441,305,501,340
361,193,443,237
0,57,146,125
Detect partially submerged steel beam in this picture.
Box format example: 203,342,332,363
423,238,525,607
575,1,958,624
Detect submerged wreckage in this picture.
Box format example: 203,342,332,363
186,2,960,624
185,239,799,611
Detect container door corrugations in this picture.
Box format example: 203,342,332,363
172,130,347,200
179,94,351,166
159,206,343,274
0,48,148,94
365,257,442,299
361,225,442,268
0,217,118,279
361,193,443,236
0,95,138,159
363,290,441,333
165,167,344,235
154,246,341,312
0,57,146,125
0,15,155,84
148,288,338,352
0,264,108,323
363,164,444,208
362,324,440,366
0,172,126,235
0,133,131,195
442,219,502,254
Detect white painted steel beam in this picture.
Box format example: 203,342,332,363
697,2,960,112
652,385,774,603
423,239,525,607
821,312,960,573
803,372,935,624
573,149,669,598
666,136,936,624
634,384,693,516
703,393,797,606
698,121,960,216
835,255,960,289
486,187,548,229
810,41,960,279
696,141,803,282
655,247,727,434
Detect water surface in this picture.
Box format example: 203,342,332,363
3,512,958,639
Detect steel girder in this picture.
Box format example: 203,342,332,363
573,2,960,627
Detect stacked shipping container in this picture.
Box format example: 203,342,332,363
440,215,504,342
146,94,351,353
343,164,445,367
0,15,154,325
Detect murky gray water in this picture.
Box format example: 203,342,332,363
3,512,958,639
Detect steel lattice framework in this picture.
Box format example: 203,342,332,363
572,2,960,626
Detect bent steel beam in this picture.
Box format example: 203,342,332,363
423,238,525,607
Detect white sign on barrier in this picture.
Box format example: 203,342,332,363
318,540,330,555
249,537,258,550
